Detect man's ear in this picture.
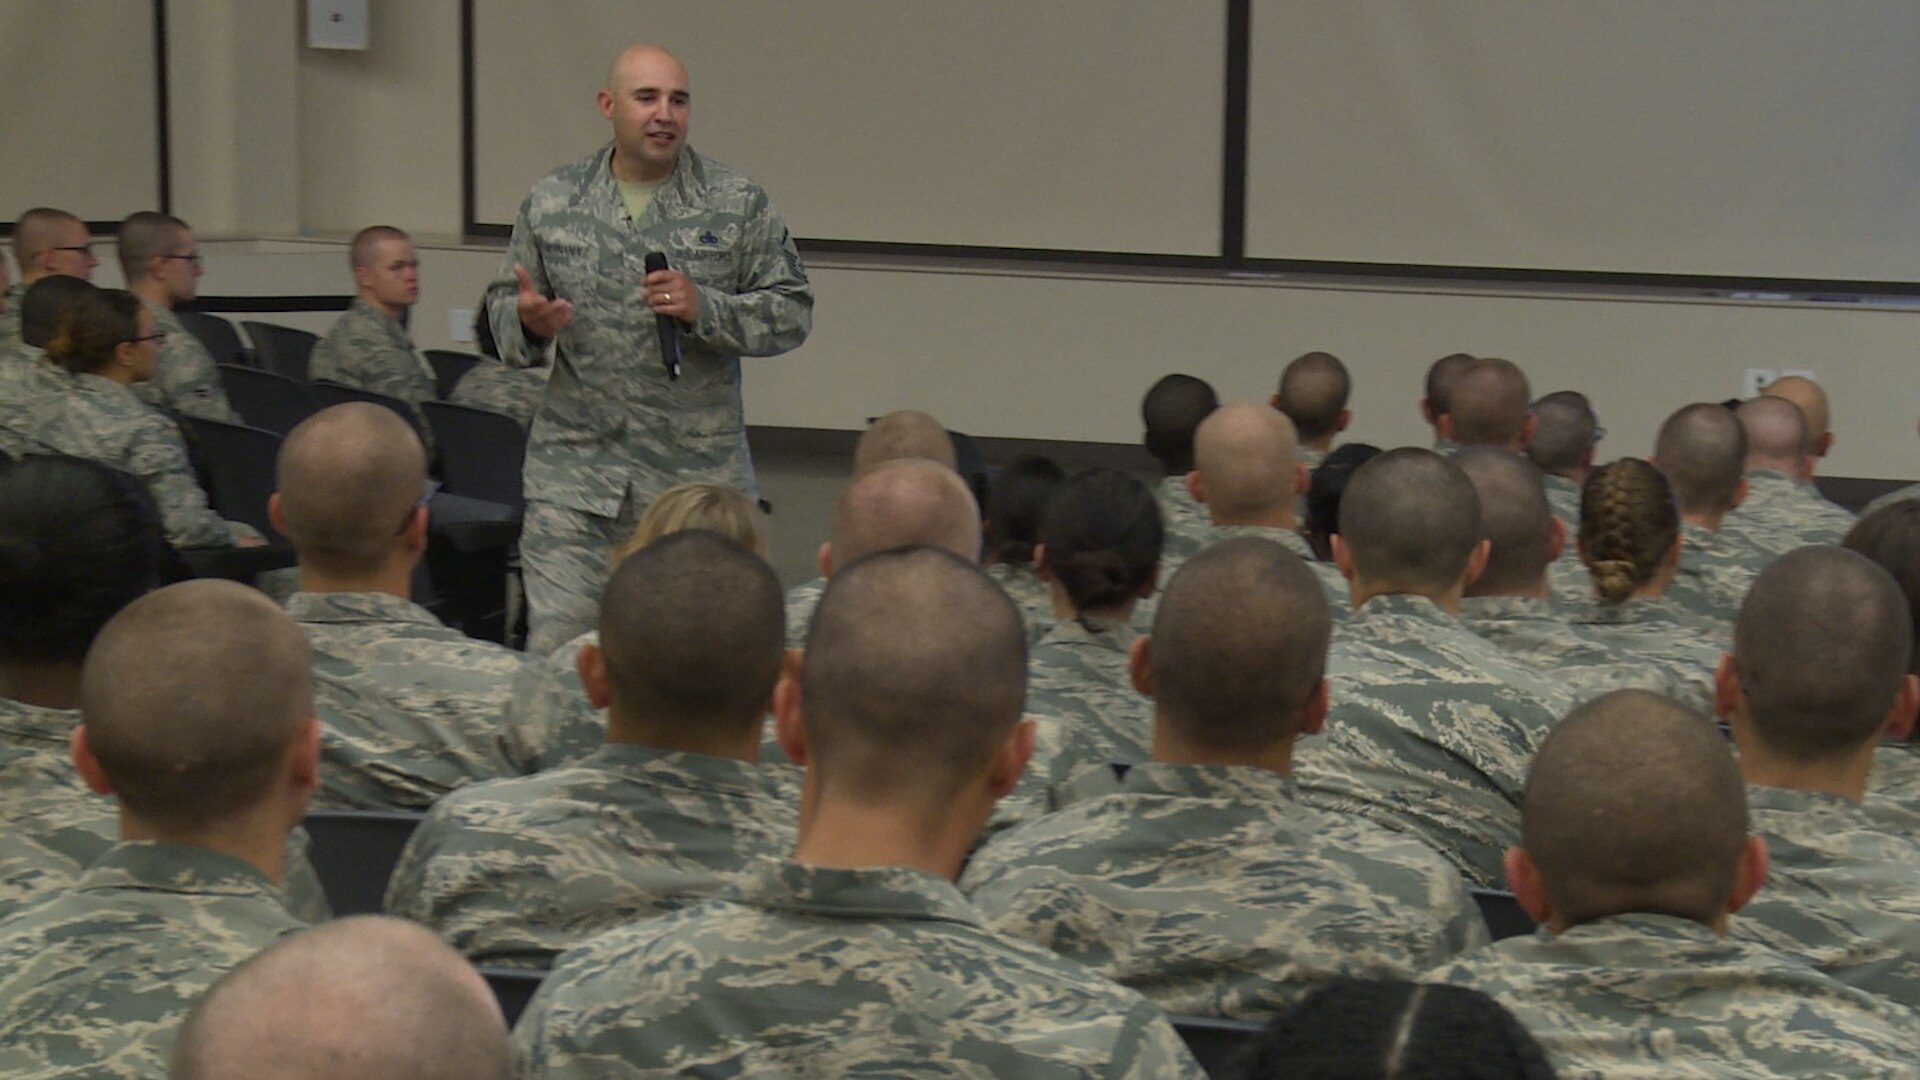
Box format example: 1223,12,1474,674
1884,672,1919,743
401,506,429,557
1127,636,1153,697
287,717,321,797
267,492,287,537
1291,462,1309,499
773,661,807,766
1435,414,1457,441
1419,399,1436,426
1546,516,1566,563
1330,534,1356,583
986,718,1036,799
1728,476,1749,512
1713,653,1741,721
1517,414,1539,451
576,642,612,711
1268,391,1284,412
1727,834,1770,914
1335,408,1351,435
1815,431,1834,459
1138,564,1158,601
816,541,833,581
71,726,113,796
1505,847,1550,926
1300,678,1329,737
1033,543,1052,583
1185,470,1207,506
1461,538,1491,589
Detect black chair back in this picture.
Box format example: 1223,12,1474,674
1172,1015,1265,1078
177,415,283,539
241,320,319,383
218,364,319,437
478,967,546,1027
425,349,482,399
422,400,527,509
311,380,426,442
1471,887,1538,940
177,310,251,365
300,809,427,916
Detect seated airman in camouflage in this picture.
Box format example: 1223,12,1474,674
1438,357,1535,455
1290,448,1573,887
118,210,239,423
309,226,440,450
1524,389,1597,532
0,275,87,459
1140,373,1218,563
1720,392,1853,557
388,530,799,968
0,207,97,347
782,409,959,646
965,537,1485,1019
1430,690,1920,1077
171,916,511,1080
983,453,1067,644
1651,402,1763,630
1418,351,1477,453
1845,503,1920,823
271,403,526,809
1455,446,1707,710
1271,350,1350,470
1719,547,1920,1004
0,581,317,1077
514,547,1206,1078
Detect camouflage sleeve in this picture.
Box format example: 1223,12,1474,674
487,195,552,370
281,827,333,923
497,655,605,774
124,412,235,548
1113,1007,1212,1080
152,332,239,423
688,189,812,359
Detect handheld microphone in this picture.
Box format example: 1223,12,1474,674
643,251,682,380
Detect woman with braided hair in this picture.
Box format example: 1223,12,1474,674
1570,458,1723,708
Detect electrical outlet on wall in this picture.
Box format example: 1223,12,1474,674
448,309,475,344
1742,367,1777,397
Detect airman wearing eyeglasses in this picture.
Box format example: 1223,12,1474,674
0,207,97,349
119,211,239,424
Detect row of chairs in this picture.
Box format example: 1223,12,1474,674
178,310,479,397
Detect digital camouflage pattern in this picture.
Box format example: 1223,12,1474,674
131,300,238,423
1460,595,1711,712
1292,593,1574,887
1155,474,1212,566
513,861,1208,1079
1717,470,1854,559
1296,444,1328,470
1663,521,1760,633
386,743,798,969
0,281,23,348
0,842,307,1079
1563,595,1724,709
984,715,1114,840
309,297,438,451
1026,617,1152,764
783,575,826,650
1541,471,1581,530
1153,524,1347,615
289,590,526,810
517,496,648,657
1867,743,1920,830
985,560,1056,645
0,341,68,458
1429,912,1920,1079
484,144,811,654
448,358,549,427
499,631,606,774
1732,786,1920,1006
962,762,1486,1019
40,372,242,548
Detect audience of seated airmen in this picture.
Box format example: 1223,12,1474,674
118,210,240,423
514,547,1207,1077
1524,389,1598,531
1720,547,1920,1003
1721,392,1854,556
0,275,90,459
1846,501,1920,822
170,915,512,1080
1271,350,1350,469
0,581,317,1077
1429,690,1920,1077
982,451,1067,643
964,537,1485,1019
0,206,97,347
271,403,527,809
39,287,259,549
1452,447,1704,709
1649,401,1763,629
1290,448,1572,887
385,530,798,969
1140,372,1220,560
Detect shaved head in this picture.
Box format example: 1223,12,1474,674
349,225,410,270
1653,403,1747,516
117,211,191,283
1762,376,1830,453
852,410,955,474
1523,690,1746,926
1423,352,1477,419
1454,447,1554,596
1733,547,1912,762
1526,391,1597,475
1339,448,1483,594
170,916,508,1080
800,547,1026,807
828,458,980,569
11,207,88,279
1737,395,1810,471
1141,374,1219,474
1193,402,1300,521
1149,537,1331,751
276,404,428,576
1276,351,1350,441
1448,358,1532,448
606,42,686,91
1845,502,1920,675
599,530,785,743
80,580,311,832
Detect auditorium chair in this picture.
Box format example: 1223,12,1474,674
218,364,319,437
425,349,481,400
176,310,252,366
300,809,427,916
241,320,319,383
178,414,284,540
1171,1015,1266,1078
310,380,429,446
1470,887,1538,940
479,967,546,1027
422,400,526,511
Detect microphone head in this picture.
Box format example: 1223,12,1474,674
644,251,669,273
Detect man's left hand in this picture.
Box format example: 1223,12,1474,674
644,268,699,324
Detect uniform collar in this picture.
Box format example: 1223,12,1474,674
77,840,287,903
285,590,444,628
724,861,981,929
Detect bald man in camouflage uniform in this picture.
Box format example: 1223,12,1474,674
1719,395,1853,558
966,539,1484,1019
386,532,799,969
0,582,318,1077
485,45,812,657
515,547,1204,1077
1430,690,1920,1077
272,405,526,809
1292,449,1573,887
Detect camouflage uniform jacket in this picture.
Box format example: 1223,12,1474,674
1153,524,1348,615
1718,469,1854,558
386,743,799,969
1564,594,1724,704
448,358,549,427
485,143,812,514
0,281,22,347
132,299,239,422
1155,474,1212,565
0,842,307,1078
1732,786,1920,1006
1027,617,1153,763
1429,912,1920,1078
0,698,114,921
1293,593,1573,887
1460,594,1710,711
1296,444,1328,469
1542,471,1581,530
41,372,237,548
985,560,1057,644
1868,743,1920,830
961,762,1487,1019
288,590,526,810
513,860,1208,1079
309,297,437,448
1664,520,1759,633
783,575,825,649
499,630,606,773
0,341,70,458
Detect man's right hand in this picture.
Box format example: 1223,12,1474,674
515,264,575,339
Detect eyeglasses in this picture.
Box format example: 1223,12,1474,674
127,332,168,345
51,244,94,256
159,253,204,267
1590,426,1608,447
397,479,442,534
